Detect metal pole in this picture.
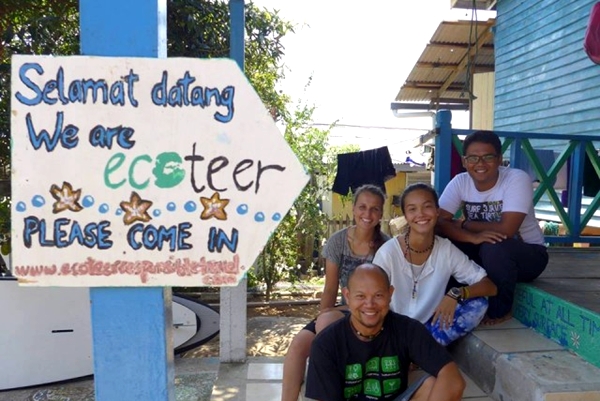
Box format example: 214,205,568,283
219,0,248,363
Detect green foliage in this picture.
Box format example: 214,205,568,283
0,0,80,181
254,214,300,300
254,94,338,299
167,0,293,120
1,1,79,253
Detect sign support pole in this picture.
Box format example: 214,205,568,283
79,1,174,400
220,0,248,363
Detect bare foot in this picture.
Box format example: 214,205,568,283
481,313,512,326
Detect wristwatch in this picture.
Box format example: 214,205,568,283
446,287,463,302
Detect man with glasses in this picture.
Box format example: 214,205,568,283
436,131,548,325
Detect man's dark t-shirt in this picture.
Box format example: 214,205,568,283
306,312,453,401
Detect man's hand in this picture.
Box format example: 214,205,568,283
469,230,507,245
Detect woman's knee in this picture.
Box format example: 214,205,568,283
479,241,511,261
315,310,345,333
287,329,315,359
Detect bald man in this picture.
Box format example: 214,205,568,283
305,263,465,401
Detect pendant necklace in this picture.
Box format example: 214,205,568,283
350,319,384,341
404,231,434,299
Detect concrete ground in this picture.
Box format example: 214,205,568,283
0,341,490,401
0,357,220,401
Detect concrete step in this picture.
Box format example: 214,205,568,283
513,283,600,369
449,282,600,401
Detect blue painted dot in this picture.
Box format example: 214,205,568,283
116,208,123,216
254,212,265,222
32,195,45,207
237,204,249,215
166,202,176,212
184,201,197,212
16,202,26,212
153,209,161,217
82,195,95,208
99,203,109,214
272,212,281,221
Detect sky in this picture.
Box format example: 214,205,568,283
251,1,489,163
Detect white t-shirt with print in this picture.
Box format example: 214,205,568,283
439,166,545,245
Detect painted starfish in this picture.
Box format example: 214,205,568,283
200,192,230,220
50,182,83,213
119,191,153,225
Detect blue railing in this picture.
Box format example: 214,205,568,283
434,110,600,245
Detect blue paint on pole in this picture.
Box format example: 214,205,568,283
80,1,174,400
80,0,167,58
568,143,585,237
90,288,174,400
229,0,245,70
434,110,453,194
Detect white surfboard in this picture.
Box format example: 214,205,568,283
0,274,219,390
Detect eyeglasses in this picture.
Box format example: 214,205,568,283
463,154,498,164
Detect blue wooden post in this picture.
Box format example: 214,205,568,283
434,110,453,194
79,1,174,400
219,0,248,363
230,0,245,70
568,142,585,240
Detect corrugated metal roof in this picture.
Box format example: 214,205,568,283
451,0,497,10
394,18,495,110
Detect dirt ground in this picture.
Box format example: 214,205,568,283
182,301,320,358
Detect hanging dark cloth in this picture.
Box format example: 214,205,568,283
518,149,557,186
332,146,396,195
583,152,600,197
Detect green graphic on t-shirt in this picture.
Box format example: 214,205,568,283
366,357,380,373
364,378,382,397
381,356,399,373
344,384,361,399
346,363,363,381
383,378,402,394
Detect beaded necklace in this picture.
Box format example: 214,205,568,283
404,230,434,254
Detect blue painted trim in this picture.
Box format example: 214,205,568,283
434,110,453,194
80,1,173,400
451,128,600,142
80,0,167,58
568,143,585,237
229,0,245,71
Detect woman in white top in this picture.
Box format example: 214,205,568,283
373,183,497,345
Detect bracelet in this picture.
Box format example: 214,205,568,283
461,220,469,230
462,287,470,300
